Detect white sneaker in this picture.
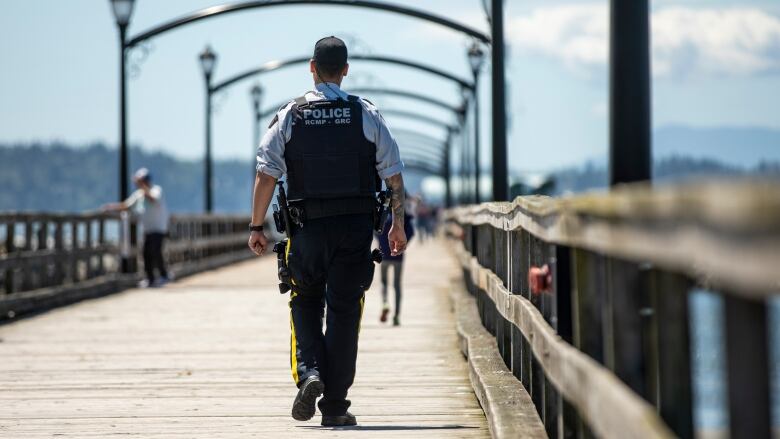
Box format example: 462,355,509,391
137,279,151,288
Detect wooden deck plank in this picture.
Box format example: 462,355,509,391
0,240,489,438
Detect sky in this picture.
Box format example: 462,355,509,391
1,0,779,175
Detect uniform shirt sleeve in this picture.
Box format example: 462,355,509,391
256,102,295,179
360,99,404,180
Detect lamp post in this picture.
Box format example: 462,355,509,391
250,83,264,156
444,128,453,208
457,108,471,204
490,0,508,201
109,0,135,202
199,46,217,213
250,84,263,186
467,42,485,204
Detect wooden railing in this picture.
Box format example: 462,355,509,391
1,212,252,320
447,180,780,439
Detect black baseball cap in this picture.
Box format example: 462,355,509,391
313,36,348,68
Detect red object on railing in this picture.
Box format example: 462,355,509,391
529,264,552,295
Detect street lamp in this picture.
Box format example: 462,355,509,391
199,46,217,213
467,42,485,203
109,0,135,204
458,87,471,204
250,84,264,182
250,83,264,150
109,0,135,274
110,0,134,26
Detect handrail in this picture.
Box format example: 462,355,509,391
447,178,780,438
452,243,675,439
1,212,252,320
448,180,780,296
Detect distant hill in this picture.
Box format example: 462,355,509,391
2,129,778,211
655,125,780,167
550,156,780,195
0,142,429,213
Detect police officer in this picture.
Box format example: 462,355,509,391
247,36,408,427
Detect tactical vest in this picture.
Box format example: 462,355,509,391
284,95,380,219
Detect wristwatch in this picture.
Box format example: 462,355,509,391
249,223,264,232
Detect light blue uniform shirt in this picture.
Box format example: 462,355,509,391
256,82,404,181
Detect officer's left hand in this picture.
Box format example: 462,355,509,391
248,231,268,256
388,224,407,256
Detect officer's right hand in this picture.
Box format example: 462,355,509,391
248,231,268,256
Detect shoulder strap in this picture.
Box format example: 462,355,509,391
267,114,279,129
347,95,360,103
268,96,305,129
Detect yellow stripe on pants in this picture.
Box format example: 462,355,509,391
289,308,299,384
358,294,366,334
286,237,299,384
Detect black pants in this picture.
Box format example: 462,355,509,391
380,260,403,318
143,232,168,283
286,213,374,416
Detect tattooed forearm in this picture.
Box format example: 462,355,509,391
384,173,406,226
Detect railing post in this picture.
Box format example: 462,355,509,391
97,218,106,275
509,230,524,384
54,220,64,284
39,220,50,287
605,258,649,397
553,245,577,438
70,221,79,283
724,296,771,439
654,272,694,439
85,219,93,279
4,221,15,294
571,249,606,437
23,219,34,290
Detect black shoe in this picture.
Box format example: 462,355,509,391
321,412,357,427
291,376,324,421
393,316,400,326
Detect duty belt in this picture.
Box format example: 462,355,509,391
290,197,376,221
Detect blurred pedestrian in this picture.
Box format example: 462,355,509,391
376,203,414,326
103,167,170,288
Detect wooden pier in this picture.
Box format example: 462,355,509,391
0,240,488,438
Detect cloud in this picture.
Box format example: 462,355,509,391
506,5,780,78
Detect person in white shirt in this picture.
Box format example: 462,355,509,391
103,167,170,287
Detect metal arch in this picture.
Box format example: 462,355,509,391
397,140,446,159
127,0,490,48
403,160,443,176
260,88,464,119
400,146,445,163
402,153,444,171
404,165,442,177
347,87,464,114
402,149,444,164
393,127,447,147
212,56,310,93
381,109,458,133
212,54,473,93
